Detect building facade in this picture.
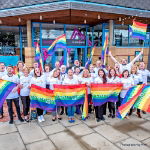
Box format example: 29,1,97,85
0,0,150,68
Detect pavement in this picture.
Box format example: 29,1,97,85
0,112,150,150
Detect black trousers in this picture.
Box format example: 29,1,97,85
94,105,104,119
108,102,115,115
37,108,43,116
6,98,22,121
103,103,107,115
0,105,3,115
116,94,121,109
21,96,30,116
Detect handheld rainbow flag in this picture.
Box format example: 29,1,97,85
134,85,150,113
81,88,89,120
54,84,86,106
30,84,56,111
130,20,147,40
117,84,144,119
101,35,109,63
0,79,17,108
91,83,122,106
47,34,67,56
85,46,96,69
13,66,20,78
34,42,44,72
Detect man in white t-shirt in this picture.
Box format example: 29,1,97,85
2,66,24,124
29,62,39,77
109,50,143,73
0,62,7,119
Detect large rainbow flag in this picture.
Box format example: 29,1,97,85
54,84,86,106
85,46,95,69
130,21,147,40
101,35,109,63
134,85,150,113
117,84,144,119
82,88,88,120
30,84,56,111
47,34,67,56
0,79,17,108
91,83,122,106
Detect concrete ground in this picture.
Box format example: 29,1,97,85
0,112,150,150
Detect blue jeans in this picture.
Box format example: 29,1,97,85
0,105,3,116
52,106,60,117
67,106,76,118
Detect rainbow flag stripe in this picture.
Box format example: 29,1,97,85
134,85,150,113
85,46,95,68
130,21,147,40
47,34,67,55
30,84,56,111
34,42,41,61
101,35,108,61
91,83,122,106
0,79,17,108
54,84,86,106
82,88,88,120
117,84,144,119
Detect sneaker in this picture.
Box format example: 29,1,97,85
38,116,42,123
40,115,45,122
9,120,13,124
101,117,105,121
112,115,115,118
108,114,112,118
97,118,100,122
19,118,24,122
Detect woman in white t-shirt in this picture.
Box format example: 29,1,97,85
63,69,79,123
107,68,121,118
79,69,93,114
94,69,107,122
129,66,142,118
47,69,62,121
44,64,51,89
20,67,31,122
30,68,46,123
120,70,134,119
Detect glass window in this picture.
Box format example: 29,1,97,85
93,25,102,46
114,25,128,46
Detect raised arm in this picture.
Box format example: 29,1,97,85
130,50,143,65
108,51,120,65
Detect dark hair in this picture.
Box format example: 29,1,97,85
68,69,73,73
7,65,13,69
108,68,117,78
98,69,107,83
34,68,42,78
44,64,51,72
0,62,5,65
122,70,130,78
53,69,60,79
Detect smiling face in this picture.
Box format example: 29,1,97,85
17,62,24,71
83,69,89,78
121,59,127,65
98,70,104,78
110,69,116,77
0,63,5,72
68,69,73,78
123,70,129,78
96,61,102,68
139,62,145,70
45,65,50,72
74,60,80,66
33,62,39,69
55,62,60,69
7,66,13,75
23,67,29,76
34,68,41,77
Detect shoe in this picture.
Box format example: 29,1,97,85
101,117,105,121
68,118,72,123
112,115,115,118
142,111,146,114
19,118,24,122
9,120,13,124
97,118,100,122
108,114,112,118
24,119,30,122
71,118,75,123
137,112,142,118
52,117,56,121
38,116,42,123
58,117,62,120
40,115,45,122
60,111,64,115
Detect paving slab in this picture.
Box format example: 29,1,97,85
68,124,94,136
94,124,129,143
42,123,66,135
83,118,105,127
116,138,150,150
139,122,150,131
0,132,26,150
142,138,150,147
26,139,56,150
0,122,17,135
17,122,47,144
127,129,150,141
81,133,120,150
49,131,85,150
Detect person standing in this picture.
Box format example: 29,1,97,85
20,67,31,122
94,69,107,122
2,66,24,124
30,68,46,123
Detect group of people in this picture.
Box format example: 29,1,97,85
0,49,150,124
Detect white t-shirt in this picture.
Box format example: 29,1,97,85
0,71,7,78
94,67,108,76
130,74,142,85
2,74,20,99
47,77,61,90
30,75,46,88
137,69,150,84
29,69,34,77
20,76,32,96
94,77,104,84
44,72,51,81
119,63,133,73
107,76,121,83
120,77,134,98
63,76,79,85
